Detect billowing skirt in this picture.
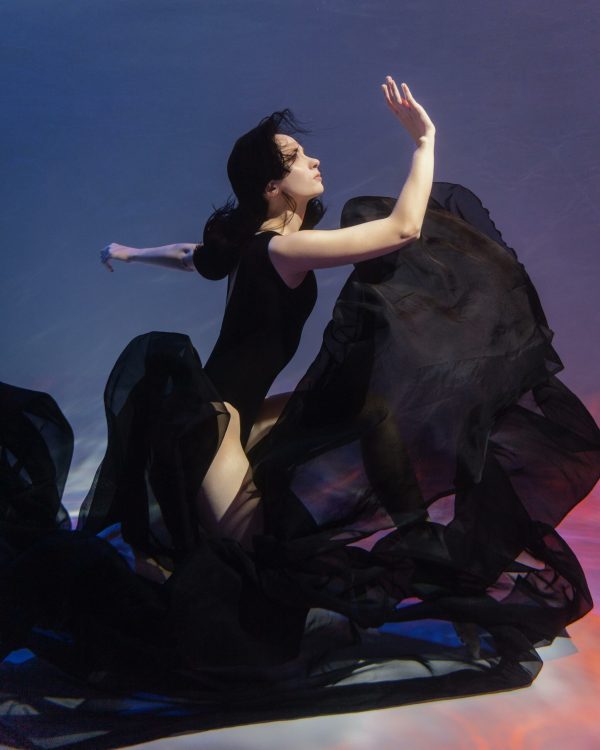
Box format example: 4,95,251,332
1,183,599,748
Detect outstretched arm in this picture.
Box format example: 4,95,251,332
269,78,435,280
100,242,199,272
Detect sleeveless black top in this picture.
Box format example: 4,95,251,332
195,231,317,442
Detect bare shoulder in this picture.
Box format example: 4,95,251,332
267,235,309,289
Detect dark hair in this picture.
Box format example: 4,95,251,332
196,109,325,280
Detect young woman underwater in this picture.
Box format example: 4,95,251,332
1,75,599,744
96,76,435,550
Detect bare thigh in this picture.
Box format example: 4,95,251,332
245,391,293,452
195,402,262,549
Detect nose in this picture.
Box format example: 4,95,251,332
311,156,320,168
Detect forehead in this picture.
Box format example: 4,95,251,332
274,134,300,152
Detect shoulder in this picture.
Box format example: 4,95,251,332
250,231,309,290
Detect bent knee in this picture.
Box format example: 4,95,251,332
221,401,243,442
223,401,240,424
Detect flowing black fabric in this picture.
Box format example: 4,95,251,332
1,183,599,750
0,383,72,556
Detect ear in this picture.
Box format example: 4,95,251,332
263,180,280,201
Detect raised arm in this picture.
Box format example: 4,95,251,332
100,242,198,272
269,79,435,276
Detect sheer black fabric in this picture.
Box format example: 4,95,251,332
0,383,72,557
1,184,599,750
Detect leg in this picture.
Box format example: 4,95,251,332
359,395,427,523
245,391,293,452
195,402,263,549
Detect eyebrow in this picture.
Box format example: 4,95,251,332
284,145,301,159
282,143,302,161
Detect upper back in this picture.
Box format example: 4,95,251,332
223,231,316,344
202,231,317,440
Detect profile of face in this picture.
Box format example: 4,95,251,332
266,134,324,204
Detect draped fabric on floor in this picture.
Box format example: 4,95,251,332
1,183,599,750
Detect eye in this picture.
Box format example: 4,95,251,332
282,148,299,168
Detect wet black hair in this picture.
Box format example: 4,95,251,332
195,109,325,280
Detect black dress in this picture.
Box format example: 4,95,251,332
1,183,599,750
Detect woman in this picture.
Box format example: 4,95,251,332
1,75,599,747
88,76,435,551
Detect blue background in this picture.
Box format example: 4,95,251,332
2,0,598,512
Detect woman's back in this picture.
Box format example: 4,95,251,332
198,230,317,443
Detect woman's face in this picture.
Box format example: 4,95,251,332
273,134,324,201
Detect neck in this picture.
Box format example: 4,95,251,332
260,201,307,235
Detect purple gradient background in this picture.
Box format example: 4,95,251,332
1,2,599,748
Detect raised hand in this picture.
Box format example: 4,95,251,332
381,77,435,144
100,243,131,272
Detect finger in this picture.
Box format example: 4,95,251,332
381,83,393,107
387,84,404,115
385,76,399,103
402,83,416,104
382,83,398,113
391,79,410,109
402,84,424,114
386,76,404,107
